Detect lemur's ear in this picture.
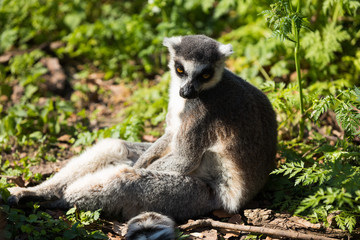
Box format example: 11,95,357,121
163,36,182,55
163,36,182,48
219,43,234,58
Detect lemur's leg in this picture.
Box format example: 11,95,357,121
8,139,151,205
46,165,220,221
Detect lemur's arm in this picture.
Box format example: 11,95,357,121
133,132,172,168
147,123,208,175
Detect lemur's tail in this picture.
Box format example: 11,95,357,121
126,212,175,240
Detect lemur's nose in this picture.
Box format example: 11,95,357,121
180,83,198,99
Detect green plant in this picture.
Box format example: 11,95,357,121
267,85,360,232
175,229,190,240
261,0,312,140
258,1,359,231
1,204,106,239
311,87,360,139
272,141,360,232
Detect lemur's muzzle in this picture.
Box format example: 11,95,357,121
179,82,198,99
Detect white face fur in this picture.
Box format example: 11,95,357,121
163,35,233,99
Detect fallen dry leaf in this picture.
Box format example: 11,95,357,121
202,229,218,240
19,152,27,159
57,134,72,142
228,214,243,224
109,84,131,104
40,57,67,94
223,232,240,239
11,85,24,103
107,232,124,240
189,232,203,238
88,72,105,80
49,41,64,50
56,143,70,149
0,52,12,63
72,146,83,154
0,95,8,102
8,176,25,187
142,135,158,142
212,209,233,218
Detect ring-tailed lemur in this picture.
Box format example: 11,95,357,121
7,35,277,240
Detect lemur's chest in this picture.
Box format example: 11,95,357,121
166,93,186,134
166,95,207,133
166,78,187,134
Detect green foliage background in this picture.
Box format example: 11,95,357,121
0,0,359,238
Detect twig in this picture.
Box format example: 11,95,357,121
178,219,337,240
0,175,20,180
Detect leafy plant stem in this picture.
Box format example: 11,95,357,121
293,0,305,140
296,0,300,12
332,0,342,25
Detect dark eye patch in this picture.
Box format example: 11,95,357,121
198,67,214,82
175,61,186,77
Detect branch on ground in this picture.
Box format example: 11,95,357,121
178,218,339,240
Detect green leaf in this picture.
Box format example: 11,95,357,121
29,131,43,140
214,0,235,18
302,24,350,69
24,85,38,99
0,29,18,52
66,207,77,215
201,0,215,13
64,12,85,30
27,214,38,223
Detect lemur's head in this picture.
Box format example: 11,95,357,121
163,35,233,99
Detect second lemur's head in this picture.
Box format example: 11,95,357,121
163,35,233,99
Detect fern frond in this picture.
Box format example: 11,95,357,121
271,161,304,177
347,0,360,15
295,166,331,186
295,193,323,214
302,24,350,69
310,95,336,121
353,87,360,102
335,212,357,232
335,101,360,137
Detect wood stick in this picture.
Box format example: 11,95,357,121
178,219,338,240
0,175,20,180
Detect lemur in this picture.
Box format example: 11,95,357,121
7,35,277,240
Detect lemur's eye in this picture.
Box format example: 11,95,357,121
202,73,210,79
175,61,185,76
176,67,184,73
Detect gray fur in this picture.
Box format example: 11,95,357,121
172,35,223,63
7,35,277,239
126,212,175,240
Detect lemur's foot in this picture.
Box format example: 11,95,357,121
7,187,47,206
7,187,25,205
